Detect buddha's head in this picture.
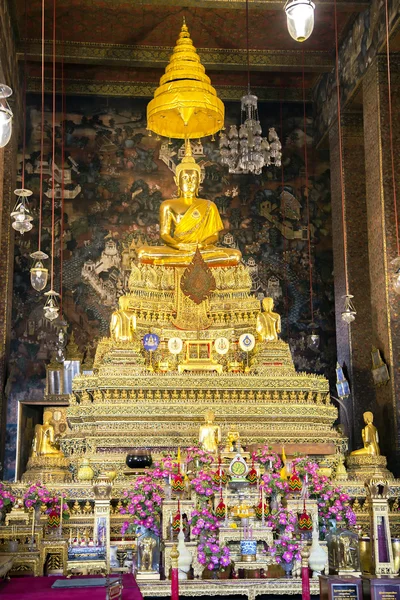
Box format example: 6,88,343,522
262,297,274,312
118,295,130,310
204,409,215,424
363,411,374,424
175,140,202,197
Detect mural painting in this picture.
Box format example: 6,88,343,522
4,95,335,479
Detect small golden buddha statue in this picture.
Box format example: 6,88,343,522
199,410,221,453
137,142,241,267
256,297,281,342
350,411,380,456
110,295,136,342
31,417,64,457
225,427,241,453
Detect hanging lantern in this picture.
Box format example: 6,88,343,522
307,323,320,351
391,257,400,295
288,470,302,493
341,294,356,324
171,472,185,494
255,499,269,519
30,250,49,291
172,510,181,533
298,508,313,531
336,362,350,399
246,466,258,486
215,499,226,519
284,0,315,42
11,189,33,234
43,290,60,322
0,84,13,148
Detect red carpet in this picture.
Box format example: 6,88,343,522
0,574,143,599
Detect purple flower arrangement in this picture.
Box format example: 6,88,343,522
261,471,289,496
186,446,214,467
189,508,220,536
254,447,283,470
197,535,231,571
191,469,219,497
0,482,15,510
23,482,52,509
120,474,164,536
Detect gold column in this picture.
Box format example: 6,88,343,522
329,111,376,448
363,54,400,473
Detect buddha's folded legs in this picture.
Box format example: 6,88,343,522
138,245,241,267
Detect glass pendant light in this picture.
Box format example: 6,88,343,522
391,257,400,295
43,290,60,322
10,188,33,234
0,84,13,147
341,294,356,324
285,0,315,42
307,323,320,350
30,250,49,291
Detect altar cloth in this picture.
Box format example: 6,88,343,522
0,574,143,599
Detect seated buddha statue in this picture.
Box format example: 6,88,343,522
256,297,281,342
31,417,64,458
350,411,380,456
137,142,241,267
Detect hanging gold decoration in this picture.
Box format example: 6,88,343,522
147,19,224,139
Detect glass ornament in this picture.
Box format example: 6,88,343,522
43,290,60,322
11,188,33,234
391,257,400,295
30,250,49,291
0,84,13,148
341,294,356,324
285,0,315,42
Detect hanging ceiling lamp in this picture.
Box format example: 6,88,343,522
219,0,281,174
284,0,315,43
341,294,356,324
0,84,13,148
44,0,59,323
11,188,33,234
30,0,48,291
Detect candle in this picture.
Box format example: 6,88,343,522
224,484,228,527
261,486,265,527
59,496,63,536
69,529,72,545
31,510,35,541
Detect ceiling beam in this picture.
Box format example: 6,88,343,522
18,40,334,73
26,77,312,102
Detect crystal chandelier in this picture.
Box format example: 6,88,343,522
341,294,356,324
11,188,33,234
219,95,282,175
218,0,282,175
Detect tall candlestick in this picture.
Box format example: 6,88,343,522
59,496,63,537
224,484,228,527
261,486,265,527
31,510,35,541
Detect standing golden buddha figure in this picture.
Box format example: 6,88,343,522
138,143,241,267
256,297,281,342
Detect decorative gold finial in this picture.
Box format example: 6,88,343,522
147,22,224,139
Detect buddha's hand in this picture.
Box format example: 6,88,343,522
176,242,197,251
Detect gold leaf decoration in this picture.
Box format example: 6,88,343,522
180,247,216,305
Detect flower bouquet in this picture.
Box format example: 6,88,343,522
120,474,164,536
189,508,220,537
0,482,15,511
186,446,214,468
23,482,52,509
197,535,231,573
191,469,219,498
254,446,283,470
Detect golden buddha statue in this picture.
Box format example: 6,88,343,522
31,416,64,457
110,295,136,342
225,426,241,453
256,297,281,342
137,143,241,267
350,411,380,456
199,410,221,453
